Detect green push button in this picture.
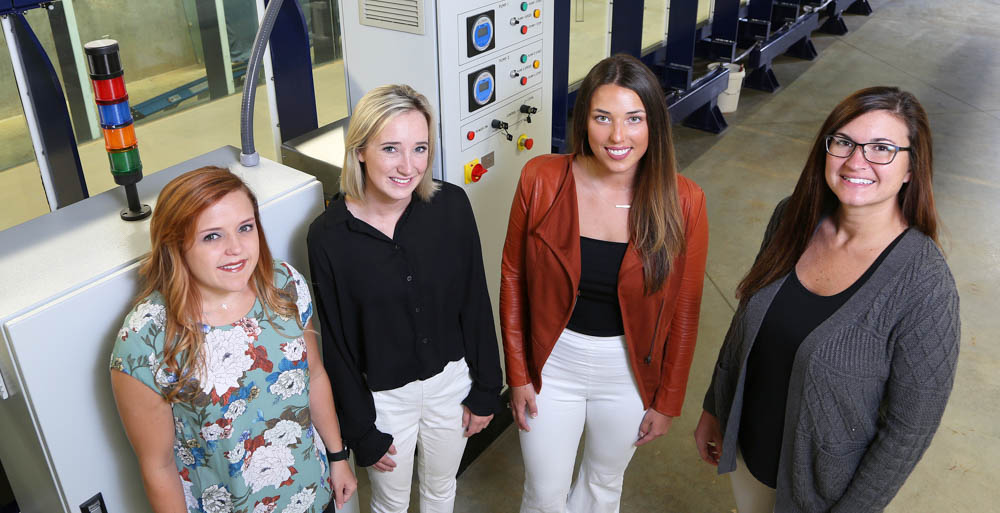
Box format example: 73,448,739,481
520,2,528,11
520,54,528,63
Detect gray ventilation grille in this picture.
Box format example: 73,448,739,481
360,0,425,35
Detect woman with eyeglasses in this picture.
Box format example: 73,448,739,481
694,87,960,512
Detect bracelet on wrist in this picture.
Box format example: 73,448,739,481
327,446,350,462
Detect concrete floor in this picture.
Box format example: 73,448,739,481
447,1,1000,512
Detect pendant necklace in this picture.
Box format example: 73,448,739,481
200,303,231,333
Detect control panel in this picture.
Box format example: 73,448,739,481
445,0,550,188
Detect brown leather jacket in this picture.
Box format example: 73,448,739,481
500,154,709,416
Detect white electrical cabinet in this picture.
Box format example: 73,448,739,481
341,0,555,333
0,146,326,512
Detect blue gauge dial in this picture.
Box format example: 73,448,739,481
473,71,494,106
471,16,493,51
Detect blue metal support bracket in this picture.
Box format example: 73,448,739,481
771,1,802,29
815,0,853,35
265,0,318,143
814,0,872,34
701,0,743,62
1,0,48,16
609,0,643,58
550,0,570,153
4,9,88,208
663,0,698,91
744,9,820,92
846,0,873,15
668,66,730,134
741,0,774,43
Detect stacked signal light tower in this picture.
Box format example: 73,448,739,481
84,39,151,221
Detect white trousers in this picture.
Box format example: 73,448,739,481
518,329,647,513
368,358,473,513
730,450,777,513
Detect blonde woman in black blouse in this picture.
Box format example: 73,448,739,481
306,84,502,513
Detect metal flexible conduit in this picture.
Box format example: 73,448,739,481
240,0,285,167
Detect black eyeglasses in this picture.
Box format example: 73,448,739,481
824,135,911,165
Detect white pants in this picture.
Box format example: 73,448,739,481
368,358,473,513
518,329,647,513
730,450,777,513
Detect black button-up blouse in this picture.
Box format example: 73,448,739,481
306,181,502,467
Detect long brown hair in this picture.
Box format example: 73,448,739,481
736,86,939,300
572,54,685,294
136,166,297,402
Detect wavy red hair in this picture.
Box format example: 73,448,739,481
136,166,296,402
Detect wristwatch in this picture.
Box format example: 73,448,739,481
327,446,350,462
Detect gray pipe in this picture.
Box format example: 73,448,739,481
240,0,285,167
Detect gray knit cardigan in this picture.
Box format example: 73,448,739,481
703,200,960,512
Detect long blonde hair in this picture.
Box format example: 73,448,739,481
341,84,439,202
136,166,297,403
572,54,685,294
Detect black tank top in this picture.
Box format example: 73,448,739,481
566,237,628,337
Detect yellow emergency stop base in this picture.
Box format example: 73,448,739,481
464,159,481,184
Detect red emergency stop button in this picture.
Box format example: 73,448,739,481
466,131,475,141
517,134,534,151
471,163,487,182
521,25,528,35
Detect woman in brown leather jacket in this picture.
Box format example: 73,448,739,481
500,54,709,513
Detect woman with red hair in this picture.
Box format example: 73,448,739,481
110,166,356,512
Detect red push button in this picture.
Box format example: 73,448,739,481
466,131,475,141
471,164,487,182
520,76,528,85
520,25,528,35
517,134,534,151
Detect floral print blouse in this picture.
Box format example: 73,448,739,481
110,261,332,513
